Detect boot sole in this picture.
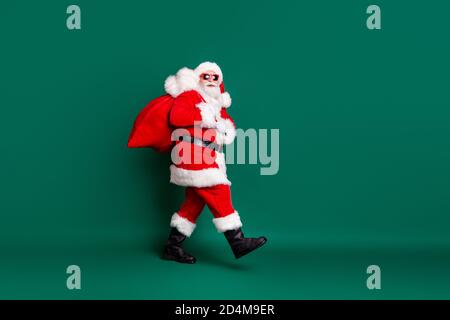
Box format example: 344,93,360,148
162,253,196,264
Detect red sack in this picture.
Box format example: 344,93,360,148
128,94,175,152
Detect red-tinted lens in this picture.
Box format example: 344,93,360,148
202,74,210,80
213,75,219,81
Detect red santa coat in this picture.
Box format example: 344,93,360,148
164,68,236,188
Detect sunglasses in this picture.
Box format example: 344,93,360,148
201,73,220,81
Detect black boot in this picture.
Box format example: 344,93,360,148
224,228,267,259
163,227,196,264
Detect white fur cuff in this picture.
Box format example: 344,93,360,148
215,119,236,145
170,165,231,188
213,212,243,233
170,212,196,237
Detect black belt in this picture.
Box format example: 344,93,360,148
179,135,223,152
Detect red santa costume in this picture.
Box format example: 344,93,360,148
161,62,266,264
165,62,241,237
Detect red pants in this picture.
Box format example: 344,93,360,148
170,184,243,237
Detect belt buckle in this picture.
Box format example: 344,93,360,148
194,139,203,147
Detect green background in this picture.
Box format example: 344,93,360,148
1,0,450,299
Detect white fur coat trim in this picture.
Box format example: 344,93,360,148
170,165,231,187
196,102,218,128
170,152,230,187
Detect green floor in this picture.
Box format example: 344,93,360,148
2,226,450,299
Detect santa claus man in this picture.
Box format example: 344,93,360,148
162,62,267,264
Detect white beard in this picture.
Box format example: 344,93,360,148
199,85,221,100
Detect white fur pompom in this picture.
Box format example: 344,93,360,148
176,68,198,93
221,92,232,108
164,75,179,97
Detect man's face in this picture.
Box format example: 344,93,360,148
199,70,220,88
